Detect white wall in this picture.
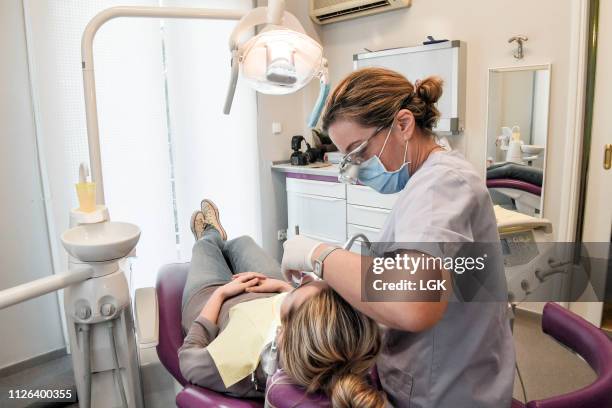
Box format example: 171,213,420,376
256,0,576,249
319,0,574,232
0,0,65,369
255,0,323,260
501,71,535,143
532,69,551,147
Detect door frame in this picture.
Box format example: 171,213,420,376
564,0,607,323
558,0,591,245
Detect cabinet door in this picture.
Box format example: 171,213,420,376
287,191,346,245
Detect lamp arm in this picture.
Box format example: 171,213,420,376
80,6,246,205
223,50,240,115
266,0,286,25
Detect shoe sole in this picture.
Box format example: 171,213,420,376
190,210,203,241
201,199,227,240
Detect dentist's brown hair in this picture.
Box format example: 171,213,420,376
279,286,384,408
321,67,443,132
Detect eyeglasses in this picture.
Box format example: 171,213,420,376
338,126,385,184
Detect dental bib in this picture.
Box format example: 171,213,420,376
207,292,287,388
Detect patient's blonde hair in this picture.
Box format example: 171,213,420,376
279,287,384,408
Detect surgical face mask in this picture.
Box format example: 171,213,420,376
339,122,410,194
358,124,410,194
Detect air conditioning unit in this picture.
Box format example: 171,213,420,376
310,0,411,25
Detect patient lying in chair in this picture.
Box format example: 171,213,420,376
179,199,385,407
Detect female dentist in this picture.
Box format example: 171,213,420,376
281,68,515,408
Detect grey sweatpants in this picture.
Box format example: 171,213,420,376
182,227,283,308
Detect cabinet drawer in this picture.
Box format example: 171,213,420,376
287,177,345,199
346,224,381,255
347,223,381,242
347,204,390,229
287,191,346,243
347,185,399,209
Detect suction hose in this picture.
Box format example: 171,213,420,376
307,74,330,128
107,318,128,408
77,324,91,408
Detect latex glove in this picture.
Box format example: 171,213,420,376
281,235,322,283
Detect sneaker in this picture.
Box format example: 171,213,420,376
200,199,227,240
190,210,206,241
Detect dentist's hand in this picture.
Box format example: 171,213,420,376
281,235,323,283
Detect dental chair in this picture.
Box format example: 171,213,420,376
151,262,612,408
487,162,543,216
152,261,333,408
511,302,612,408
154,262,264,408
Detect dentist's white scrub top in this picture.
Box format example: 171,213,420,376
372,150,515,408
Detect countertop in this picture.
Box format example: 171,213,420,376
271,161,340,177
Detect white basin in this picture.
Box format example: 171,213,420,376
61,222,141,262
521,144,545,155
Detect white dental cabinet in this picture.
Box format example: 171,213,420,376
271,163,400,251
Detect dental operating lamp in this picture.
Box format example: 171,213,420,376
81,1,328,205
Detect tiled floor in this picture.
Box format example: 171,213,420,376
0,311,604,407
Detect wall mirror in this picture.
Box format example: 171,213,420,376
485,64,551,218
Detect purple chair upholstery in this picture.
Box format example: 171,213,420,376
265,365,383,407
266,371,331,408
175,385,264,408
155,263,263,408
487,178,542,196
521,302,612,408
156,263,189,386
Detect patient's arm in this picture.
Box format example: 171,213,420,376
180,315,250,394
199,290,225,325
246,278,293,294
178,313,222,386
179,272,260,388
200,273,262,324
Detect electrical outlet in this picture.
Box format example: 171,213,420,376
277,229,288,241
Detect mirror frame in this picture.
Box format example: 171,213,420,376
484,63,552,218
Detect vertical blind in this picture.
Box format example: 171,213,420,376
24,0,258,289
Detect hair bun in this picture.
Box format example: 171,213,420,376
416,76,444,104
331,373,385,408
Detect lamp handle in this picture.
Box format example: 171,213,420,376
223,50,240,115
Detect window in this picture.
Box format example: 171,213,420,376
24,0,258,289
